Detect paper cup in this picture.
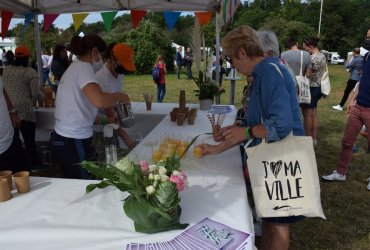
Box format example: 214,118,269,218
0,178,12,202
13,171,30,194
0,170,13,190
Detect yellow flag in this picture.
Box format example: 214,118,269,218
72,13,89,31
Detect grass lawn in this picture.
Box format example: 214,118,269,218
124,66,369,249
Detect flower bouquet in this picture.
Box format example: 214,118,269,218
82,155,189,234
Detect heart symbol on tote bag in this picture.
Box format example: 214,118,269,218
269,160,283,178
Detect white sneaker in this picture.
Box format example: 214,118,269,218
367,178,370,191
322,170,346,181
332,105,343,111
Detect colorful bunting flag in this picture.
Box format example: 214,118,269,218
72,12,89,31
1,10,14,40
131,10,147,28
43,14,59,32
101,11,117,32
19,13,34,36
163,12,181,32
218,0,240,28
194,12,213,26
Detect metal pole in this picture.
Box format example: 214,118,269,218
215,11,221,104
318,0,323,37
34,14,44,87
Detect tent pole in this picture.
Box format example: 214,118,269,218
34,14,44,88
215,11,220,104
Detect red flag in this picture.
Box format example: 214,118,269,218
131,10,147,28
194,12,213,26
1,11,14,40
43,14,59,32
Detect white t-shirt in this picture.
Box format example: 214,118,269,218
94,63,124,132
54,61,99,139
0,78,14,154
96,63,124,93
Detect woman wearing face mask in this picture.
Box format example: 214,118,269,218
51,34,130,179
94,43,136,150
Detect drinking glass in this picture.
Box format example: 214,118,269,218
105,144,117,165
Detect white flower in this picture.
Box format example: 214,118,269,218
115,158,133,174
153,174,161,181
160,175,169,182
153,181,158,187
172,170,180,176
148,173,154,180
158,166,167,175
149,165,157,172
146,185,156,195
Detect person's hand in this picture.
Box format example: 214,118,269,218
220,125,246,145
10,113,21,128
107,115,118,124
199,143,221,156
118,93,130,104
346,102,354,116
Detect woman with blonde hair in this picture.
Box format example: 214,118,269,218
200,25,304,250
154,55,167,103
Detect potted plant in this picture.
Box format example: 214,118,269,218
193,70,224,110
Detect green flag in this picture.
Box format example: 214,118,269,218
101,11,118,32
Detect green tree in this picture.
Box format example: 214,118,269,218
124,21,174,74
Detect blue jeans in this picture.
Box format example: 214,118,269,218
42,68,52,87
50,132,95,179
186,64,192,79
156,83,166,103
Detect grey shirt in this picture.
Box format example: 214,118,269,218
345,55,363,81
281,50,312,76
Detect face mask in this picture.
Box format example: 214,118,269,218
363,38,370,51
91,50,104,73
114,64,127,75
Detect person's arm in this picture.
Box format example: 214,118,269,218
82,83,129,109
3,88,21,128
347,82,359,115
163,63,167,74
30,70,41,99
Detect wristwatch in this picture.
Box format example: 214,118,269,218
8,109,17,114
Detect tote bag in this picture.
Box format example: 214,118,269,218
296,51,311,104
245,134,325,219
321,64,330,97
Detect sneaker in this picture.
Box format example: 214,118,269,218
367,178,370,191
332,105,343,111
322,170,346,181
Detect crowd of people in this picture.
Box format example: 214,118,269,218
1,25,369,250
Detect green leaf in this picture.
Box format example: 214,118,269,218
85,180,113,193
179,132,213,160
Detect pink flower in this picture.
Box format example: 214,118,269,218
139,160,149,173
169,174,186,192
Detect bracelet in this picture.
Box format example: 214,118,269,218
248,127,254,138
101,116,107,126
245,127,249,139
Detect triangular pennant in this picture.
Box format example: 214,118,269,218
194,12,213,26
19,13,34,36
101,11,117,32
163,12,181,32
131,10,147,28
43,14,59,32
1,11,14,40
72,13,89,31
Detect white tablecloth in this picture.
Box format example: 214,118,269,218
1,108,255,250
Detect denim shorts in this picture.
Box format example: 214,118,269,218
300,87,322,109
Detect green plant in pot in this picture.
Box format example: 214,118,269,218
193,70,225,110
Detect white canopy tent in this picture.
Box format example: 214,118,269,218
0,0,225,102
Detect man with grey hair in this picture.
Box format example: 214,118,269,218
332,48,363,111
257,31,298,92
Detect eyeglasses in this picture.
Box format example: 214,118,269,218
303,38,310,46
